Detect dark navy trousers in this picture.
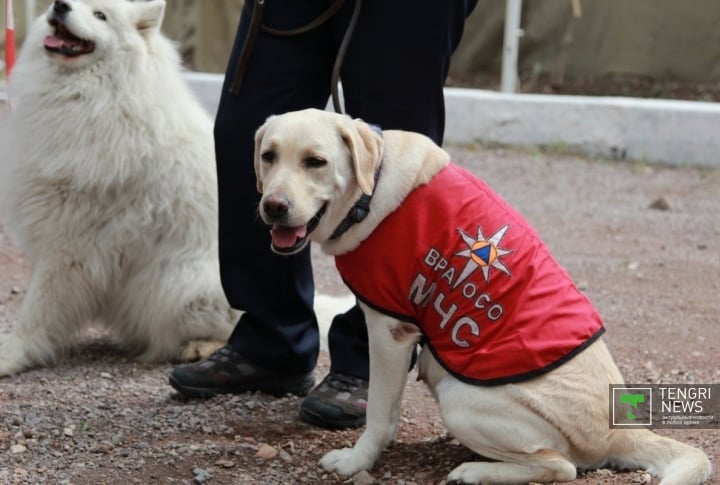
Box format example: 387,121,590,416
214,0,477,378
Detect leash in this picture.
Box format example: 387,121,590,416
229,0,362,115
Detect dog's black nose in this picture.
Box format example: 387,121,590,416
263,195,290,220
53,0,71,16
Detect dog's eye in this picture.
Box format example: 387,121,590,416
304,157,327,168
261,151,276,164
93,11,107,21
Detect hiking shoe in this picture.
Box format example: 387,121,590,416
299,372,368,429
169,345,315,398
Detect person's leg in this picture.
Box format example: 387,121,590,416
171,0,336,396
325,0,477,378
300,304,369,428
300,0,478,428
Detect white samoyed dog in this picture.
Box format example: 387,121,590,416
0,0,238,376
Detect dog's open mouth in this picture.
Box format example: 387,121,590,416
44,19,95,57
270,204,327,254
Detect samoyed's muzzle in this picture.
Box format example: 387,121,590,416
45,0,96,57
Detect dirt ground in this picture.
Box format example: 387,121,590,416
1,144,719,484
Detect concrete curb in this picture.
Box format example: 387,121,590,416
183,72,720,169
444,87,720,168
6,72,719,168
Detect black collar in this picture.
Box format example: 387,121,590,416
329,164,382,240
329,124,383,241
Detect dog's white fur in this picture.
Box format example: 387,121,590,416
0,0,237,376
254,109,712,484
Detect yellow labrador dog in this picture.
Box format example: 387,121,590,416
253,108,711,485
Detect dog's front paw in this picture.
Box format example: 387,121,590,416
178,340,226,362
0,333,30,377
447,462,505,484
320,447,375,477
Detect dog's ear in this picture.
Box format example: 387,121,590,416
136,0,166,33
340,120,384,195
253,120,270,193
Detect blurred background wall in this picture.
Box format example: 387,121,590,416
453,0,720,83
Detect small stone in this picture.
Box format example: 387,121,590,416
91,441,114,454
63,426,75,437
256,444,278,459
214,460,235,468
632,472,652,483
192,467,212,484
10,444,27,453
648,197,671,211
352,470,377,485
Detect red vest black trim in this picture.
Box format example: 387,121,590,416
335,164,605,385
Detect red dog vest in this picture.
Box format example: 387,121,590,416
335,164,604,385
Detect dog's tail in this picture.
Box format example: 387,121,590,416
610,428,711,485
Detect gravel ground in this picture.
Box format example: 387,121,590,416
1,144,718,484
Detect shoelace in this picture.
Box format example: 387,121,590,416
326,373,362,392
208,345,234,361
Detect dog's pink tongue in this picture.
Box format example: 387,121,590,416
271,225,307,248
44,35,65,49
44,35,85,49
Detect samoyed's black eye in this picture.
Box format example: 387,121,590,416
93,11,107,21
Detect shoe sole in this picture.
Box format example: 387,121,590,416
169,374,315,398
298,407,366,430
